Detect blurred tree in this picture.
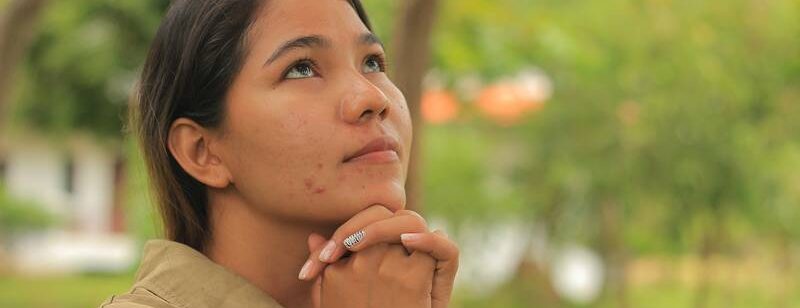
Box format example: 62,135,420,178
0,0,48,128
3,0,169,251
362,0,442,212
2,0,798,306
389,0,441,212
9,0,168,138
417,0,800,307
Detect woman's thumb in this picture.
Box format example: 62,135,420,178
307,232,327,250
306,233,327,308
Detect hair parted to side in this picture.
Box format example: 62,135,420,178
132,0,373,251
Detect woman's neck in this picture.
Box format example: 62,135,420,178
204,190,336,308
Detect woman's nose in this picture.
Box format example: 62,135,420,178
339,75,389,125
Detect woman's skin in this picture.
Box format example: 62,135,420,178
166,0,458,307
302,205,459,307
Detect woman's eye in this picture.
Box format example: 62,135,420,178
362,55,385,74
284,61,317,79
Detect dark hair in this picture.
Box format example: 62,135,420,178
133,0,373,251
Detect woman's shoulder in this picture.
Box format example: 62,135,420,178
99,287,178,308
99,240,284,308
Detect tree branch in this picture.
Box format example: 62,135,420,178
0,0,48,127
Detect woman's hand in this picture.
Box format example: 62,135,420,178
319,242,436,307
299,205,460,308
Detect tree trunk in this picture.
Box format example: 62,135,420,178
774,230,792,308
694,231,714,308
600,200,628,308
111,155,127,233
389,0,440,212
515,229,562,306
694,212,724,308
0,0,48,127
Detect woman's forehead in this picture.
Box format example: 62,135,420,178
251,0,369,46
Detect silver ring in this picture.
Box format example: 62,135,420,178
343,230,365,249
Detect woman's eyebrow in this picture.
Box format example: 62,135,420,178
264,35,331,67
262,33,384,68
359,32,384,49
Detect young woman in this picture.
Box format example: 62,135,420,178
100,0,459,307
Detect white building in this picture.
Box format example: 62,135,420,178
0,133,135,274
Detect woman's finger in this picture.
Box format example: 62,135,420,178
400,230,460,308
395,209,427,223
340,213,428,252
317,204,394,262
321,208,426,262
298,232,328,281
407,250,437,278
302,205,395,281
305,233,327,307
311,275,322,308
399,230,458,261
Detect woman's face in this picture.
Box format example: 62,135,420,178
217,0,412,224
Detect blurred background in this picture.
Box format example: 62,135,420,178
1,0,799,307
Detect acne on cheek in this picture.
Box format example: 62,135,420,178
301,163,369,195
304,163,329,194
301,162,386,196
303,177,326,194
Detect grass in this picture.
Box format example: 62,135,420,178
0,273,134,308
0,261,798,308
453,279,800,308
451,254,800,308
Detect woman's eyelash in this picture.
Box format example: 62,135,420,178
280,54,389,81
367,53,389,72
281,57,318,79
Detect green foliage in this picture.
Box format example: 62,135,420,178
0,274,134,308
0,184,54,234
2,0,799,306
124,137,159,243
422,122,529,224
11,0,168,139
359,0,397,44
419,0,800,258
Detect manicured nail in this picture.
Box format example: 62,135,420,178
319,240,336,262
401,233,423,243
343,230,366,249
298,259,313,280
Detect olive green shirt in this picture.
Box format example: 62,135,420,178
100,239,284,308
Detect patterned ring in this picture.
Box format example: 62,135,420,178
343,230,366,249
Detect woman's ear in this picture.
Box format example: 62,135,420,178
167,118,233,189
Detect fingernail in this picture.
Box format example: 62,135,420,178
401,233,423,243
319,240,336,262
343,230,365,249
298,259,313,280
408,211,424,219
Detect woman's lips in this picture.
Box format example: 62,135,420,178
345,150,399,164
343,135,401,164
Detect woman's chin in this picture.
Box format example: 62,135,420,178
320,184,406,221
355,180,407,212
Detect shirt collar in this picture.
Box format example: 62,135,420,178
133,239,284,308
